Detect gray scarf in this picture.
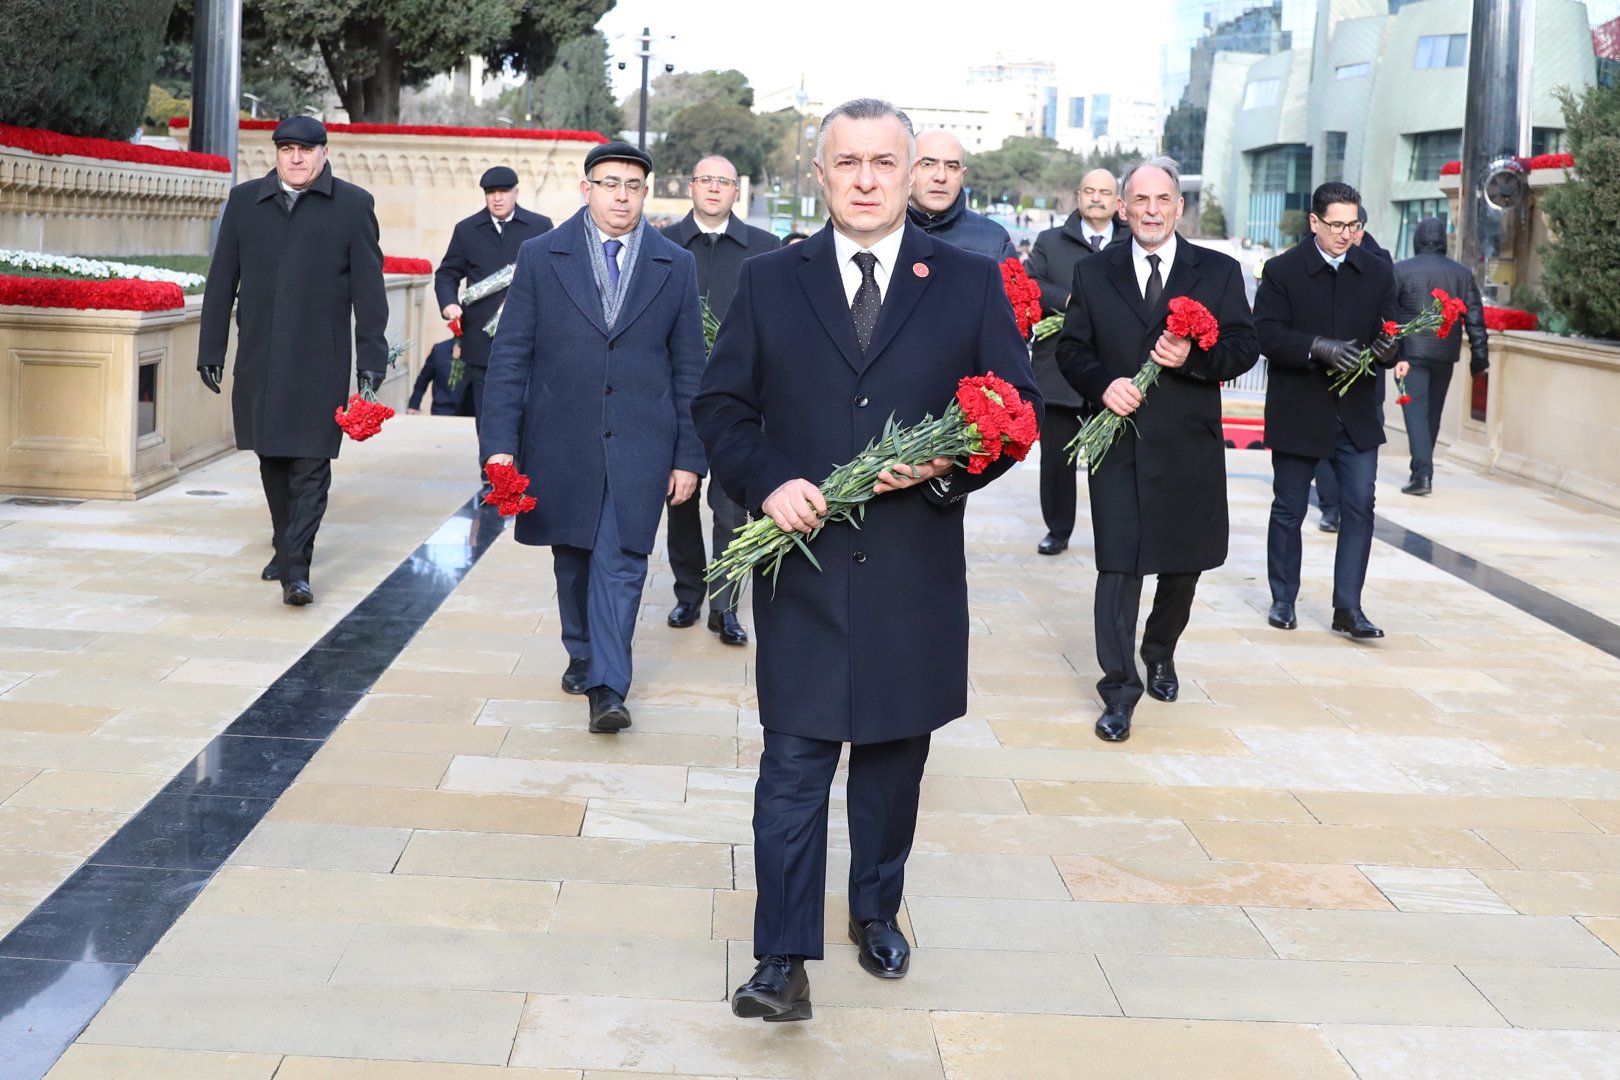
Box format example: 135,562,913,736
585,216,642,329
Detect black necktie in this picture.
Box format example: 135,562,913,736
1089,235,1103,252
1144,253,1163,307
851,251,880,353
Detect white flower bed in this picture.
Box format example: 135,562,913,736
0,249,207,288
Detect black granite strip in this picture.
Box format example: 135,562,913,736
0,496,505,1078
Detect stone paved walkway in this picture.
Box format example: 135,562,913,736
4,417,1620,1079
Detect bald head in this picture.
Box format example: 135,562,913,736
688,154,741,227
1078,168,1119,230
911,129,967,214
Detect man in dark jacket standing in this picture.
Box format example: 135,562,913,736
905,130,1016,261
407,337,473,417
1057,158,1258,742
1254,182,1400,640
659,155,780,646
197,116,387,607
1027,167,1128,554
1393,216,1488,495
435,166,554,447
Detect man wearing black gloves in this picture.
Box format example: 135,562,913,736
197,116,387,607
1393,216,1489,495
1254,181,1399,640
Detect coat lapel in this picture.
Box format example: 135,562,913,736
608,231,671,341
1149,239,1203,331
860,225,933,371
796,227,864,373
549,212,609,337
1104,242,1150,325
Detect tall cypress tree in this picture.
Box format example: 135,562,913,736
1541,82,1620,340
0,0,175,138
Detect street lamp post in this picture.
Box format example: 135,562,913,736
636,26,652,150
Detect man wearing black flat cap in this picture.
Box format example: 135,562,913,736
435,164,554,457
481,140,707,735
197,115,387,607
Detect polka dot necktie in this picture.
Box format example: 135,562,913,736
851,251,880,353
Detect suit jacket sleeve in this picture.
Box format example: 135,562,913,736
1254,259,1315,371
477,243,539,463
434,223,469,312
197,195,240,370
996,229,1017,262
1373,266,1401,369
668,254,708,477
1463,274,1489,366
350,195,388,374
1179,260,1259,384
1054,262,1109,403
1027,236,1067,314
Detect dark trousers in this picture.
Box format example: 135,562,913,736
1094,570,1200,710
258,455,331,583
467,363,488,472
1269,426,1378,611
1038,406,1084,539
1402,361,1454,481
752,728,931,960
666,480,749,612
552,482,649,698
1311,461,1338,520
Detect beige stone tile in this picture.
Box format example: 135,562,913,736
440,755,689,802
0,805,127,855
898,851,1070,899
0,902,26,936
1476,869,1620,916
1488,739,1620,770
46,1045,282,1079
394,830,732,889
0,764,40,801
1580,916,1620,954
79,974,525,1065
277,1060,578,1080
224,617,335,643
370,669,577,701
1135,748,1423,794
550,882,714,939
230,822,413,873
0,701,118,735
348,694,488,726
481,698,739,737
498,727,736,769
1247,907,1620,966
330,923,724,1000
907,895,1273,957
711,890,916,945
6,770,162,813
326,720,508,757
924,744,1155,783
1126,702,1349,732
140,914,356,982
1018,781,1314,823
1297,791,1600,832
189,866,558,931
931,1012,1358,1079
392,647,521,675
1481,830,1620,872
4,674,259,714
1570,798,1620,833
1462,965,1620,1029
267,783,584,836
583,797,823,847
990,718,1251,756
917,775,1026,815
0,850,82,906
1359,866,1518,915
163,657,290,686
423,611,543,636
298,748,451,790
510,994,943,1077
1101,954,1503,1026
911,811,1207,859
1056,855,1391,909
1323,1025,1620,1080
1188,821,1514,869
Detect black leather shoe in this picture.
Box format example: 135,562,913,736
707,609,748,646
281,580,313,606
731,954,811,1022
1331,607,1385,639
1095,703,1132,742
1319,513,1340,533
1145,659,1178,703
667,601,701,628
560,658,590,696
1267,601,1297,630
586,686,632,733
1037,534,1069,556
848,917,910,979
261,560,280,581
1402,475,1433,496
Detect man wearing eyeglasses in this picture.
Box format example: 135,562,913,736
904,130,1015,261
480,141,708,734
659,156,781,647
1254,181,1400,641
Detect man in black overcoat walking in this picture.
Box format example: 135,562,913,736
1254,181,1400,640
1027,167,1129,555
197,116,387,607
435,166,554,454
659,154,780,646
1056,157,1258,742
407,337,473,417
695,99,1040,1023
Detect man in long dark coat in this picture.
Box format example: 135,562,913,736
1027,167,1128,555
695,99,1039,1023
1057,157,1258,743
480,142,706,734
197,116,387,607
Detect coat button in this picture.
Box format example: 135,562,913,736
608,340,617,350
854,395,869,408
604,430,614,439
852,550,867,563
604,385,613,395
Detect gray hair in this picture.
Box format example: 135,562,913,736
813,98,916,166
1122,155,1182,198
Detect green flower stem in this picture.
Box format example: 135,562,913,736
1063,359,1163,471
1032,314,1064,340
1328,296,1446,395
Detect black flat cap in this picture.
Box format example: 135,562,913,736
584,141,653,175
271,116,327,146
480,165,519,190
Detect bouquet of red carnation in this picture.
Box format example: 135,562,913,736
1000,258,1043,339
1066,296,1220,471
1329,288,1468,395
482,461,537,516
706,373,1038,593
1394,375,1412,407
335,394,394,441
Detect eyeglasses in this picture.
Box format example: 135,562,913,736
691,175,738,188
1315,217,1363,235
587,177,646,193
915,157,964,175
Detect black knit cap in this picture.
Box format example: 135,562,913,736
270,116,327,146
584,141,653,175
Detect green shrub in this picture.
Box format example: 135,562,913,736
0,1,174,139
1540,81,1620,340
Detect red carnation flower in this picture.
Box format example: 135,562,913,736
334,394,395,441
483,461,537,515
1165,296,1220,349
1383,320,1401,337
1431,289,1468,338
1000,258,1043,338
448,317,462,338
1396,394,1413,405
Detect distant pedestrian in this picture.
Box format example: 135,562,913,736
407,337,473,417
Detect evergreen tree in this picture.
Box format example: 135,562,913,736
0,0,173,139
532,32,623,138
1541,81,1620,340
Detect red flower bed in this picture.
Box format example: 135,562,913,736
0,123,231,173
0,275,185,311
382,256,433,275
171,118,608,145
1483,305,1539,331
1439,153,1573,177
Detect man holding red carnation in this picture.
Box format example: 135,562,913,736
1056,156,1258,743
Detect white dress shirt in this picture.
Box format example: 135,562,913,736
695,216,729,237
595,225,629,272
1315,239,1346,270
833,225,906,306
1131,234,1178,299
491,213,514,233
1081,221,1114,249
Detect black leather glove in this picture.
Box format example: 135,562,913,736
1470,356,1489,377
1308,337,1361,374
199,365,223,394
1371,332,1400,365
357,370,385,395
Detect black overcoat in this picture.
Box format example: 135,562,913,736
1027,212,1129,410
692,223,1041,745
434,204,554,370
1254,241,1398,458
1056,238,1259,575
658,212,780,320
197,165,387,460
